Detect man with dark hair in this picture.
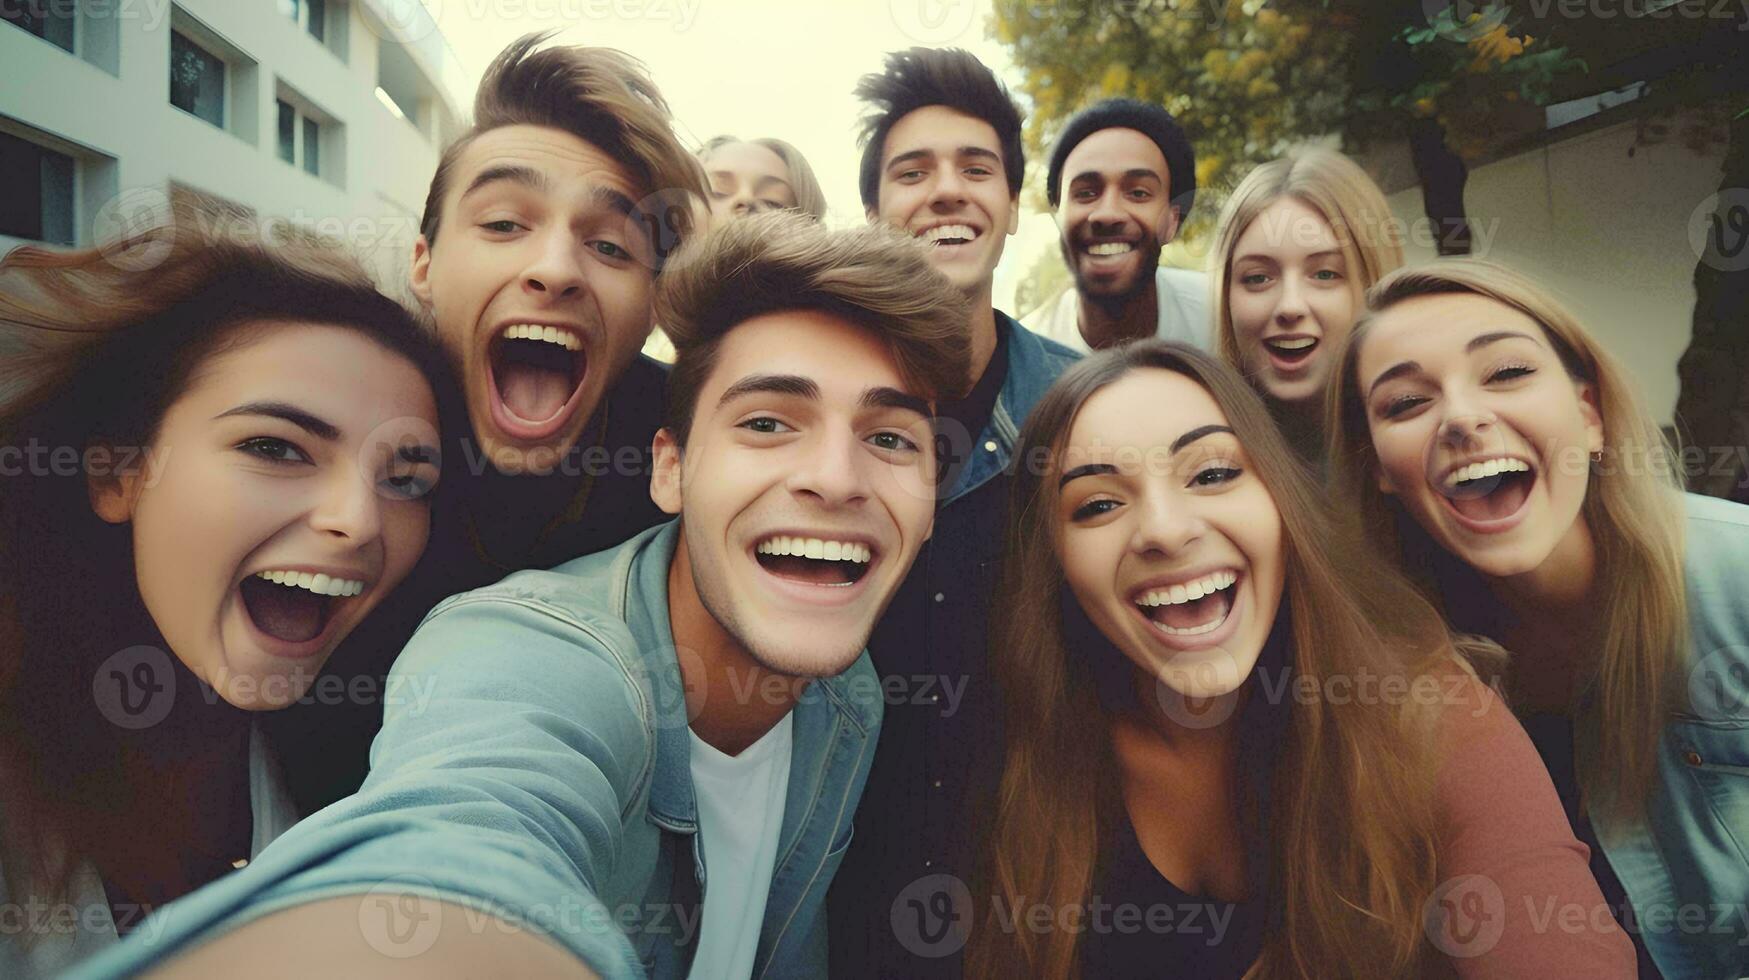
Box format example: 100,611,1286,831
830,46,1079,979
75,213,971,980
1026,97,1211,353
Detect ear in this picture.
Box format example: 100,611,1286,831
87,442,143,524
865,205,880,226
409,235,434,309
1372,453,1398,497
1577,381,1604,454
1159,204,1183,246
650,427,683,516
1005,196,1020,236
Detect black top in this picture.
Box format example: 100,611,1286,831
828,322,1015,980
1079,808,1268,979
1521,714,1665,980
267,355,671,813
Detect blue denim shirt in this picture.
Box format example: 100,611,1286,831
944,313,1081,505
74,520,883,980
1593,493,1749,979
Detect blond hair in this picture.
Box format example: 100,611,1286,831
1327,258,1688,817
656,210,970,444
698,135,829,222
1211,148,1405,383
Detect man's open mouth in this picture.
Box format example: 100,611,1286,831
1081,240,1136,258
754,535,874,587
1437,457,1535,524
917,223,980,248
240,570,364,644
489,323,588,427
1263,335,1318,367
1133,570,1239,637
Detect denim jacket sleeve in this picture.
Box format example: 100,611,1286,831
73,580,659,980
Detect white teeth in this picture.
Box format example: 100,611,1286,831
1267,337,1316,351
255,570,365,597
1086,241,1134,256
1151,616,1226,637
1135,570,1238,608
755,536,872,564
919,224,977,244
1447,457,1530,488
502,323,582,351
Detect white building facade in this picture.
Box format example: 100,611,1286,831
1,0,470,284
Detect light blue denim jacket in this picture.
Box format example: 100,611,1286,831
73,520,882,979
1595,492,1749,979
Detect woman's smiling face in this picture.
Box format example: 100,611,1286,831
94,322,441,709
1356,292,1603,578
1053,368,1286,701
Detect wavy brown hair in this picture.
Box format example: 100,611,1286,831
1326,258,1688,819
968,340,1487,978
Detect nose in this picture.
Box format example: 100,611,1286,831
1437,389,1497,450
1272,275,1308,327
927,167,968,211
786,425,871,510
1088,187,1129,234
309,465,385,546
1130,486,1203,558
520,225,586,300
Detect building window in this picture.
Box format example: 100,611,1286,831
276,99,296,164
169,29,225,127
302,116,319,176
274,88,339,186
280,0,329,43
0,129,75,245
2,2,76,53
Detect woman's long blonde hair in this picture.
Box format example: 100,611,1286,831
1210,148,1405,383
969,341,1492,979
1326,258,1688,817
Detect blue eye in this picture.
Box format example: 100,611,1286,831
238,437,309,465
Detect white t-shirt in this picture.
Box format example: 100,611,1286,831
1023,266,1213,354
685,713,794,980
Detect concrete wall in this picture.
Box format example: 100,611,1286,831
1384,119,1728,425
1,0,466,291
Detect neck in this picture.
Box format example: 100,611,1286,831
1129,665,1245,756
1488,515,1599,625
965,282,999,386
1078,275,1159,350
667,532,806,756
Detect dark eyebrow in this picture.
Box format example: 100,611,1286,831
213,401,339,441
1059,462,1117,489
459,164,545,202
1368,361,1422,399
885,148,935,172
717,374,819,407
860,386,930,419
592,185,637,219
1170,424,1234,455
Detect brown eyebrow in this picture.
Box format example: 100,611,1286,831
1057,424,1235,489
459,164,545,202
861,386,930,419
717,373,818,407
1059,462,1117,489
885,146,1001,172
1367,330,1544,398
214,401,340,441
1070,168,1163,186
1171,424,1233,454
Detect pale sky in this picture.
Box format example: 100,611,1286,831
421,0,1064,314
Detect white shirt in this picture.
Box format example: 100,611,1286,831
686,713,794,980
1024,266,1214,354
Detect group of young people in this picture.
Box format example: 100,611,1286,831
0,28,1744,980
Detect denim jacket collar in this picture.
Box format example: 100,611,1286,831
943,311,1082,507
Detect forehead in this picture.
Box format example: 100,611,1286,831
188,322,435,419
1233,195,1339,258
882,105,1002,166
705,141,789,179
1066,369,1226,458
445,124,645,207
703,309,910,401
1358,293,1546,378
1062,128,1168,182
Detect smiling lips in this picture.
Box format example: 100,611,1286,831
917,224,979,247
1132,569,1239,637
1262,335,1318,371
1435,456,1536,528
240,570,369,647
487,322,589,438
754,534,874,588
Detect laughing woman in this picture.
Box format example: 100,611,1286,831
1210,148,1403,462
0,205,461,976
968,341,1633,979
1329,259,1749,979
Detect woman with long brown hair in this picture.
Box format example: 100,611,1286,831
1328,259,1749,978
0,202,463,976
968,340,1632,977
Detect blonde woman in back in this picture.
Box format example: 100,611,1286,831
1210,148,1403,461
1328,258,1749,978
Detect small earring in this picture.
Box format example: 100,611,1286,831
1589,449,1603,462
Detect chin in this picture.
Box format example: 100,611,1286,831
744,633,866,679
